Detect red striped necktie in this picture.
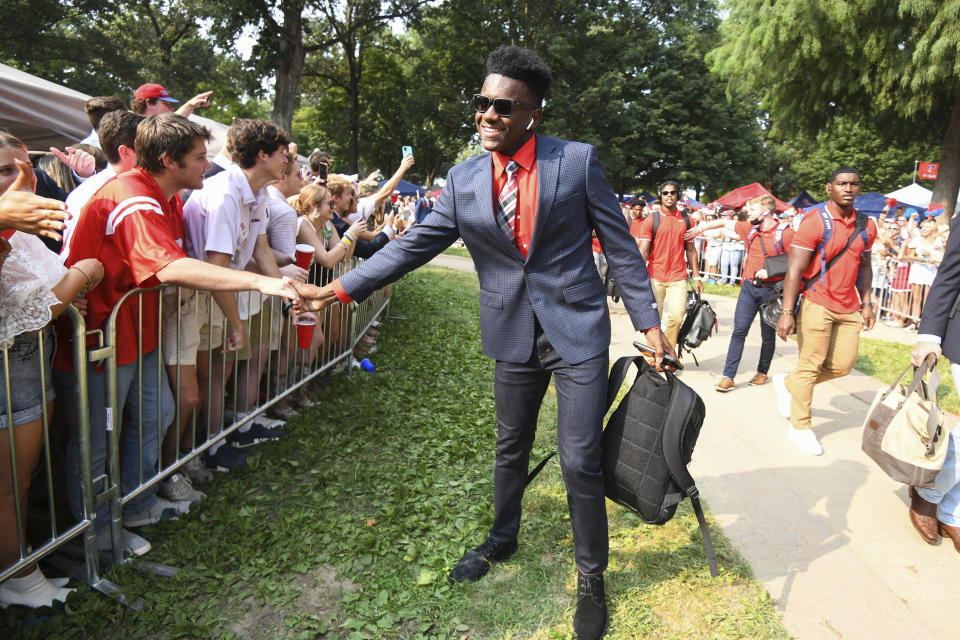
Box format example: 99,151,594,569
497,160,520,242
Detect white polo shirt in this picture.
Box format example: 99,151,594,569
182,164,268,318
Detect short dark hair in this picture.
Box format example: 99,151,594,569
485,45,553,103
84,96,127,130
98,111,144,164
659,180,680,195
226,119,291,169
308,149,332,173
830,166,861,182
135,114,211,174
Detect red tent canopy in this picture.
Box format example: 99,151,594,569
709,183,791,212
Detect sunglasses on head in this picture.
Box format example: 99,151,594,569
473,94,538,117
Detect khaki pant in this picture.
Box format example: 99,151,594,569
650,278,688,347
785,300,862,430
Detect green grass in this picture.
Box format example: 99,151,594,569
3,267,789,640
855,336,959,414
443,246,472,259
700,281,741,299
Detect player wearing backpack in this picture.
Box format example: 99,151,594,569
774,167,877,455
637,181,703,347
686,195,793,391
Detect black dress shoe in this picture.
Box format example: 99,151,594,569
447,537,517,584
573,572,608,639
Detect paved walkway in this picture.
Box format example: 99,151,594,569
608,292,960,640
430,254,960,640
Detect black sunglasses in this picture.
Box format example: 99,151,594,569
660,190,678,196
473,94,539,117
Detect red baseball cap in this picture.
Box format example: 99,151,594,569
134,83,179,103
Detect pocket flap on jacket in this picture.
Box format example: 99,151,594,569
479,289,503,309
563,280,602,303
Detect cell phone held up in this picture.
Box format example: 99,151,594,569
402,145,413,159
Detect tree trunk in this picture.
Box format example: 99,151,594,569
935,94,960,228
345,38,361,174
270,18,305,133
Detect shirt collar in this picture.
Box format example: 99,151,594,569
825,200,856,222
492,135,537,177
227,163,257,206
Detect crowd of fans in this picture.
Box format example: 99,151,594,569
0,84,428,609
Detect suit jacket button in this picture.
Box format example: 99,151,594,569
523,264,530,273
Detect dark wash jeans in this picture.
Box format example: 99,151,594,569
722,279,778,380
489,323,609,575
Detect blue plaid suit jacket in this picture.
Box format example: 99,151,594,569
339,135,661,365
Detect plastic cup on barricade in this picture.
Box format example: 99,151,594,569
296,316,316,349
295,244,314,269
360,358,375,373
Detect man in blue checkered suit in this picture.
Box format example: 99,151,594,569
296,45,673,639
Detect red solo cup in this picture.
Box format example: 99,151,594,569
296,316,316,349
295,243,314,269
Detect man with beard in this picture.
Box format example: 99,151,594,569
686,195,793,391
290,45,674,639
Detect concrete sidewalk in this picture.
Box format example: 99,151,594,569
608,292,960,640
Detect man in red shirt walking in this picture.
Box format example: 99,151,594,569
686,195,793,391
637,181,703,347
774,167,876,455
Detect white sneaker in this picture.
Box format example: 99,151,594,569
773,373,791,418
232,411,286,430
122,496,191,528
158,473,206,505
96,527,152,556
0,567,74,609
181,455,214,485
787,427,823,456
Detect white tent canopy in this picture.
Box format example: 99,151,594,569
884,183,932,211
0,63,227,159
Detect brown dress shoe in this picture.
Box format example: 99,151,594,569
939,521,960,553
909,486,940,544
714,377,735,392
748,372,768,386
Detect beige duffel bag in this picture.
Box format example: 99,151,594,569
861,356,948,488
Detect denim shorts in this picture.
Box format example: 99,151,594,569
0,327,55,429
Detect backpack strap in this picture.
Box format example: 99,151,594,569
651,211,661,245
803,210,867,294
660,379,719,577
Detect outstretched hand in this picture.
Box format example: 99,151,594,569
0,160,70,241
289,279,339,312
50,146,96,178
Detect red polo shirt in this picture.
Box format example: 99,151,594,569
637,209,692,282
791,202,876,313
736,220,795,282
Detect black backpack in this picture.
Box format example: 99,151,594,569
675,292,717,365
526,352,719,577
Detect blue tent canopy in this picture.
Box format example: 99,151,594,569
789,189,818,208
805,191,890,218
625,191,657,205
378,178,428,197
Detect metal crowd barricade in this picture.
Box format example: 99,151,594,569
85,257,390,592
0,305,128,601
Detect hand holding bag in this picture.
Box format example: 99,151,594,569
861,356,948,488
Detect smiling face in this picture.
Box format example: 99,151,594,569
475,74,540,156
166,138,210,191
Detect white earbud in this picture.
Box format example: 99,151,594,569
526,119,535,131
